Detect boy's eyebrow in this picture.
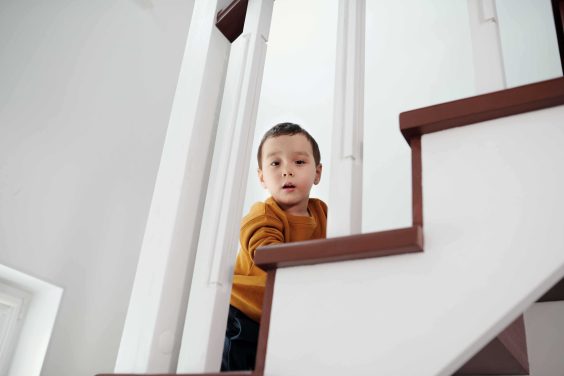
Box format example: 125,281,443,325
264,151,311,159
293,151,310,156
264,151,281,159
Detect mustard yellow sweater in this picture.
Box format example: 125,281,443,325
230,197,327,322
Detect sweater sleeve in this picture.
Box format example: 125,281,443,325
240,203,285,261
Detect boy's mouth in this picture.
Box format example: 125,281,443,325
282,183,296,189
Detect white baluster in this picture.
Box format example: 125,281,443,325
328,0,365,237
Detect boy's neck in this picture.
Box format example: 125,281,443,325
275,199,310,217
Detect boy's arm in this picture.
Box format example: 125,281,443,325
241,212,284,261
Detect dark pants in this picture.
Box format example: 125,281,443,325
221,305,259,371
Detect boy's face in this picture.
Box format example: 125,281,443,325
258,134,322,216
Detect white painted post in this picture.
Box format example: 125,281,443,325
176,0,274,372
467,0,507,93
327,0,365,237
114,0,231,372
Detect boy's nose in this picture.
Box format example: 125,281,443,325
283,172,294,177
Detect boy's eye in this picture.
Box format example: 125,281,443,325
296,160,305,165
270,161,279,166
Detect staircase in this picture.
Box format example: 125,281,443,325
254,78,564,376
98,77,564,375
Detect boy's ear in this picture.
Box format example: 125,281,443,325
314,163,322,185
258,168,267,189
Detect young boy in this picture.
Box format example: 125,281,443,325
221,123,327,371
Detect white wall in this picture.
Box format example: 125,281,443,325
363,0,476,233
243,0,338,212
496,0,563,88
361,0,563,232
0,1,194,375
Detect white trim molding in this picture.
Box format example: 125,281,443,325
0,284,29,376
0,265,62,376
328,0,365,237
114,0,231,372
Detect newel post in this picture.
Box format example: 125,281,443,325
176,0,274,372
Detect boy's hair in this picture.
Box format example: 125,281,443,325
257,122,321,169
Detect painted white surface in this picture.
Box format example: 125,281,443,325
115,0,229,372
177,0,273,372
496,0,563,88
0,1,194,375
0,265,62,376
363,1,476,233
265,105,564,375
327,0,365,237
243,0,338,212
466,0,507,94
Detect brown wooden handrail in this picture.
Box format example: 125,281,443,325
399,77,564,141
216,0,248,43
254,226,423,270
